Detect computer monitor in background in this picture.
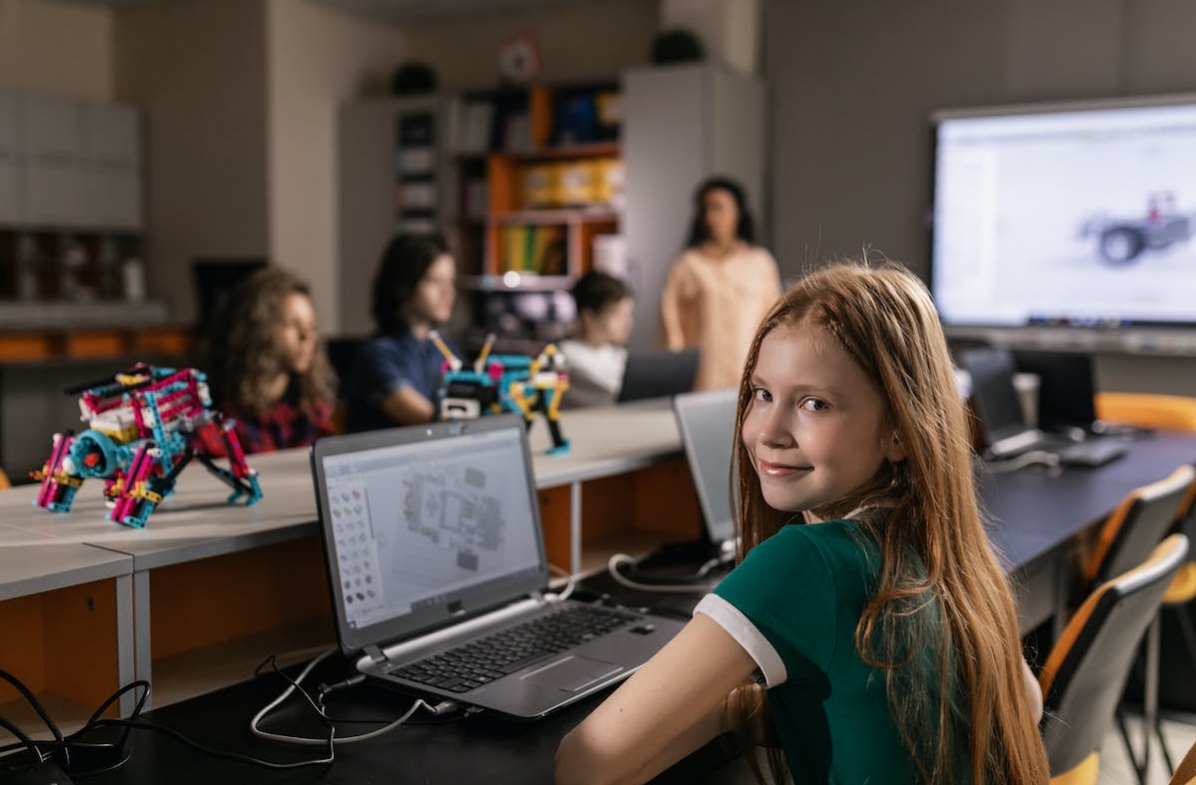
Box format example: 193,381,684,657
192,258,269,340
1012,350,1098,431
931,97,1196,331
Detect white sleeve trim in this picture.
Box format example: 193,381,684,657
694,594,788,688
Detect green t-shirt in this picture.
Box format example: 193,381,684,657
700,520,920,785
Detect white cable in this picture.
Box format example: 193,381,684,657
249,648,443,746
545,563,577,602
606,553,722,594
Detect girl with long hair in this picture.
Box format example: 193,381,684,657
205,266,335,454
557,262,1048,785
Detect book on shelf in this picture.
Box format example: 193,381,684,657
500,224,567,275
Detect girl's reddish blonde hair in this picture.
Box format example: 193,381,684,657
727,261,1048,784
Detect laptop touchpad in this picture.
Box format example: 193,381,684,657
522,655,625,692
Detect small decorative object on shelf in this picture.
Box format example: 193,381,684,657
31,363,263,528
430,331,571,455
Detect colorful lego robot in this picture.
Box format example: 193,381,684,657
431,331,571,455
32,364,263,528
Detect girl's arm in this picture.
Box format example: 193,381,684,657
380,386,436,425
555,614,758,785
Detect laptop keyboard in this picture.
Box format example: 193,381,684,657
389,604,640,693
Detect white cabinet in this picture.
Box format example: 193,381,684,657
621,63,766,352
0,91,20,158
22,94,83,162
82,168,141,230
24,162,85,226
84,105,141,169
0,160,21,223
0,94,143,231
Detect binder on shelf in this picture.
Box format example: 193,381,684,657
459,101,494,155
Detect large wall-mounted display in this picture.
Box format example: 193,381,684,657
931,95,1196,338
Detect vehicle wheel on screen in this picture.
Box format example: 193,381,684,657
1099,228,1144,265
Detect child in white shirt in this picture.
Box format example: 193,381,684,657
560,272,633,408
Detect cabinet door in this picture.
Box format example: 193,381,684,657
622,65,706,352
83,104,141,168
24,162,84,226
0,160,21,224
82,168,142,230
0,90,20,158
22,95,83,162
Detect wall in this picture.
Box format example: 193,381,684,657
398,0,658,90
114,0,270,324
0,0,113,99
764,0,1196,394
266,0,408,334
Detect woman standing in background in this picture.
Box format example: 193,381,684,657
205,266,336,454
660,177,782,391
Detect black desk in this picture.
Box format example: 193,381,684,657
72,431,1196,785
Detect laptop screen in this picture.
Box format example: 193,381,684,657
617,348,700,403
312,416,547,654
960,347,1031,445
673,389,739,547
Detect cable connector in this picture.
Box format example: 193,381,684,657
429,700,460,717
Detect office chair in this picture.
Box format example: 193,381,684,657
1040,533,1190,785
1096,392,1196,432
1095,392,1196,776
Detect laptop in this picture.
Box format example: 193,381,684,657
672,389,740,561
310,414,686,721
1012,350,1098,432
960,347,1126,466
616,348,700,403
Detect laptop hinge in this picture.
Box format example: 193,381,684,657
364,644,387,665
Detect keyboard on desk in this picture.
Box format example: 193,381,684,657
389,604,639,693
1054,438,1128,467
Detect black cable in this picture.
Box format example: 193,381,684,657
0,668,65,746
84,718,334,770
0,715,44,762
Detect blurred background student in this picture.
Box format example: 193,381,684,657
559,271,634,408
204,266,336,454
346,233,458,432
660,176,782,391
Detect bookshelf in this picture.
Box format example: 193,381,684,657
338,81,631,347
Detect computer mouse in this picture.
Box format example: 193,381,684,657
0,760,75,785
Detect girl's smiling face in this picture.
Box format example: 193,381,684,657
741,320,905,521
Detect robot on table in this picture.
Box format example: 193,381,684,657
32,364,263,528
431,332,571,455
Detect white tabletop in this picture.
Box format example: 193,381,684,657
0,399,685,586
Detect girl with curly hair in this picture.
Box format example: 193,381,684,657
205,266,336,454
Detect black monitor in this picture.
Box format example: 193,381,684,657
1012,350,1098,431
616,349,699,403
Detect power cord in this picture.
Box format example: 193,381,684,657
545,563,577,602
248,647,460,747
606,553,725,594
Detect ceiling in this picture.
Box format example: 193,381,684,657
60,0,600,24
